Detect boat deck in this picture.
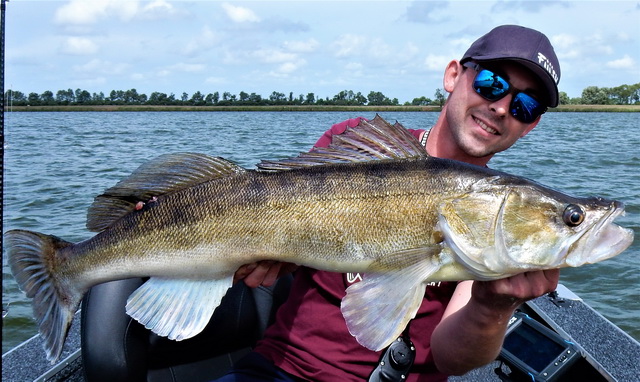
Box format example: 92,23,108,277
3,285,639,381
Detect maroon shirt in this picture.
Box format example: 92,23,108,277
254,117,457,381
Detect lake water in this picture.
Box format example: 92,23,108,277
2,111,639,354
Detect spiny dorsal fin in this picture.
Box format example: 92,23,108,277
257,114,427,171
87,153,245,232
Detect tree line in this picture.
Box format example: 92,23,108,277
4,83,639,107
4,89,447,107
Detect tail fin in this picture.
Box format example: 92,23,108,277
5,229,81,363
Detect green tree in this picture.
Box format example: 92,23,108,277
27,92,41,105
609,85,633,104
367,91,390,106
109,90,125,104
148,92,168,105
40,90,55,105
269,91,286,104
123,89,142,104
631,83,640,104
76,89,92,104
305,92,315,104
92,92,106,104
411,96,431,106
6,90,26,105
57,89,75,104
558,91,570,105
248,93,262,104
434,88,446,107
190,91,205,105
581,86,609,105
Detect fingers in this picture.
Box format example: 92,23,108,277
233,261,297,288
472,269,561,310
233,262,258,284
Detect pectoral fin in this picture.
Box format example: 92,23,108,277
340,247,448,351
126,276,233,340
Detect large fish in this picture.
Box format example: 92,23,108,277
6,116,633,363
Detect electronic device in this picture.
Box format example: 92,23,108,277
498,311,580,381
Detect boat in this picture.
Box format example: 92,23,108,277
3,278,639,382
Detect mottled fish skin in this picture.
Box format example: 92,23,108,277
6,115,634,362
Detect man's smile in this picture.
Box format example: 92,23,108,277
473,116,500,135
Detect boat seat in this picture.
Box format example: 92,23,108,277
80,275,292,382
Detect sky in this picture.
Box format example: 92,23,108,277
4,0,640,103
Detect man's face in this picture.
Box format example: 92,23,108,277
444,61,545,159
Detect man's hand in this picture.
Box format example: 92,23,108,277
233,261,298,288
472,269,560,312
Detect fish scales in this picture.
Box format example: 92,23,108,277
68,158,472,281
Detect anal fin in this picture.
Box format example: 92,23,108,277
126,276,233,340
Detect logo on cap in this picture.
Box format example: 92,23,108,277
537,52,559,84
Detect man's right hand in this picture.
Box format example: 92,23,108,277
233,261,298,288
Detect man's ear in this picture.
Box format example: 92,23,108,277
443,60,464,93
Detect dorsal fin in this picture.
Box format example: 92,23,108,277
87,153,245,232
257,114,427,171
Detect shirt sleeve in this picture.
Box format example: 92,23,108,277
313,117,368,148
313,117,426,150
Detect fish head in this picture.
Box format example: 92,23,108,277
436,176,634,280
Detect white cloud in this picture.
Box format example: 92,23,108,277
278,61,303,74
283,39,319,53
606,55,636,70
183,26,221,56
423,54,450,72
54,0,139,25
61,37,99,55
253,48,297,64
221,3,260,23
552,32,615,61
141,0,176,18
73,58,128,75
344,62,364,77
169,63,206,73
331,34,367,58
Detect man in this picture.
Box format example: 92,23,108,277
223,25,562,381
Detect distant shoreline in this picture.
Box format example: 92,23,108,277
4,104,640,112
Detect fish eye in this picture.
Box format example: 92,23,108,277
563,204,585,227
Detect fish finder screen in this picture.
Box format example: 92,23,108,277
503,322,566,373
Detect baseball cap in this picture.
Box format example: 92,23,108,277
461,25,561,107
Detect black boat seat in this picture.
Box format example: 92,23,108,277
81,276,292,382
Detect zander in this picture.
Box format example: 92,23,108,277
6,116,634,362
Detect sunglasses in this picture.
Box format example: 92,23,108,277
463,62,547,124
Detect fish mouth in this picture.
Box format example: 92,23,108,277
564,201,634,267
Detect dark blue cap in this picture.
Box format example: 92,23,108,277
461,25,561,107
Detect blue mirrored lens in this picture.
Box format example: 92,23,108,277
511,92,545,123
471,66,546,123
473,69,509,100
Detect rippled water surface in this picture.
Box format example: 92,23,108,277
2,111,639,353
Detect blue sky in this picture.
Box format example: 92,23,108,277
5,0,640,103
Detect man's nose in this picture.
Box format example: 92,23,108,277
490,94,512,118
